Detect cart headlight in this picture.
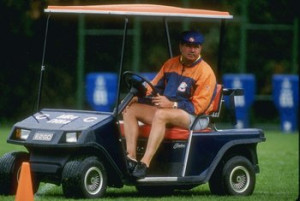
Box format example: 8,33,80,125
15,129,31,140
66,132,80,143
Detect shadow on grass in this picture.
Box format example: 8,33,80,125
105,188,212,198
34,185,212,200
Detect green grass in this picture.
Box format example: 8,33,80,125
0,125,298,201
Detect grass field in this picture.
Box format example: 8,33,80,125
0,125,298,201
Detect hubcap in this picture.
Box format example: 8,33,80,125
84,167,103,195
229,166,250,193
16,166,22,183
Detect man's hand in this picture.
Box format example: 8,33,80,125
151,94,173,108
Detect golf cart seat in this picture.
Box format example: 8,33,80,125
119,84,223,140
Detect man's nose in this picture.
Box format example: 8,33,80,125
189,47,196,52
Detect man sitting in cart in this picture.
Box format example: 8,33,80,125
122,30,217,178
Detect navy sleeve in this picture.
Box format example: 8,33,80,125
178,100,195,115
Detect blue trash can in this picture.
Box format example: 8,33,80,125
272,74,298,133
86,73,118,112
223,74,256,128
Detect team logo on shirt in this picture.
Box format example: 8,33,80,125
178,82,188,92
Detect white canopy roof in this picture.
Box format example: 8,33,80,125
44,4,233,19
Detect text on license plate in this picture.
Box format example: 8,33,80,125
33,132,54,141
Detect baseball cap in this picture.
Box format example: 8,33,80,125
180,31,204,45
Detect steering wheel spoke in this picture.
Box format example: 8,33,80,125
123,71,158,97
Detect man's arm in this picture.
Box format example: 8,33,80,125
191,72,216,115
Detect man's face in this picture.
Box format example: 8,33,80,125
180,43,202,63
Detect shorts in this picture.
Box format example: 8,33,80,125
189,114,209,130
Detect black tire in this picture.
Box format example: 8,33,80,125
0,151,30,195
209,156,255,196
62,156,107,199
208,161,225,195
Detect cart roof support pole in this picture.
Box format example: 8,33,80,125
115,17,129,117
76,14,85,109
164,18,173,58
217,20,226,83
36,14,51,112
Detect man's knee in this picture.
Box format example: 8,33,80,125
123,103,149,119
153,109,169,123
123,103,138,118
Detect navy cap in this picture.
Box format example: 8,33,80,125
180,31,204,45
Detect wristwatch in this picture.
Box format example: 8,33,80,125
173,102,178,109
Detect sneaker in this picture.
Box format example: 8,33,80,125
126,156,138,173
132,162,148,179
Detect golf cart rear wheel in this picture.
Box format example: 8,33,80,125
62,156,107,199
0,151,29,195
209,156,255,196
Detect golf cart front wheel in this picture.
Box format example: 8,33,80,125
62,156,107,199
209,156,255,196
0,151,29,195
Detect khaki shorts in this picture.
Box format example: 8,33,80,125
189,114,209,130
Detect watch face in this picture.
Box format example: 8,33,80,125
173,102,178,109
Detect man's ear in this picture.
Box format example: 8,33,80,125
179,44,183,53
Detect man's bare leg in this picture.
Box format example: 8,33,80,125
122,103,157,160
140,109,191,167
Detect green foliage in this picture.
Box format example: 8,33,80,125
0,0,298,122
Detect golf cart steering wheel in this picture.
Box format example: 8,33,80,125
123,71,158,97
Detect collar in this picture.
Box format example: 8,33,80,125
179,55,202,67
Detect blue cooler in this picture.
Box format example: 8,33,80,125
86,73,118,112
223,74,256,128
272,75,298,132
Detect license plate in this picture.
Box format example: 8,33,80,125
33,132,54,141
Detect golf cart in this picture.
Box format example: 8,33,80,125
0,4,265,199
